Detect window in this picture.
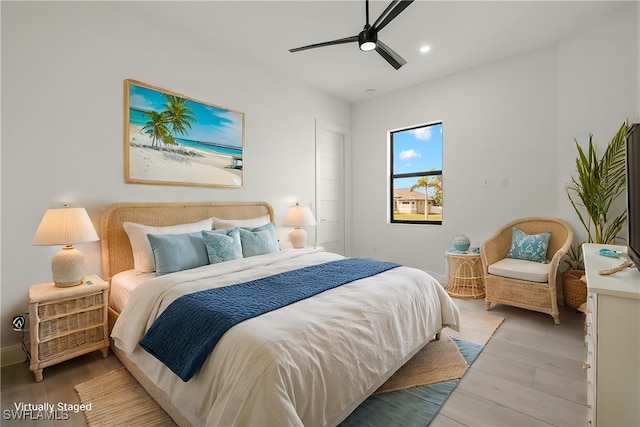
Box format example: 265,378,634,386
390,122,443,224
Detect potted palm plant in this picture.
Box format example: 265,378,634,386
564,121,628,308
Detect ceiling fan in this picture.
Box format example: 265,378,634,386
289,0,414,70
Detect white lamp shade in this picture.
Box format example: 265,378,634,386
283,204,316,228
32,207,99,287
32,207,99,245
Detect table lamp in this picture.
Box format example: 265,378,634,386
283,203,316,248
32,205,99,287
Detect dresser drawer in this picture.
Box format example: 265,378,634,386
38,306,105,341
38,325,106,361
37,291,105,319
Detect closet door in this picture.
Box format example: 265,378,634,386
315,120,349,255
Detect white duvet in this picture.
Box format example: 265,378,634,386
111,248,460,427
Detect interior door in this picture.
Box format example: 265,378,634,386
315,120,349,255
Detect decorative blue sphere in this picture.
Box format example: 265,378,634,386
452,235,471,252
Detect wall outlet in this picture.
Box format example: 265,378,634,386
12,315,26,331
482,177,491,188
501,177,509,187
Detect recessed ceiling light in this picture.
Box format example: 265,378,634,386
420,45,431,53
365,89,376,95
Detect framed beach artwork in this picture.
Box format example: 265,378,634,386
124,79,244,188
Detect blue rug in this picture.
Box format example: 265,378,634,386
339,338,484,426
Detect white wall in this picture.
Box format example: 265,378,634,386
555,3,640,244
351,47,559,277
350,3,639,280
0,2,350,352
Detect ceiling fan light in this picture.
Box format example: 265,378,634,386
360,41,376,51
358,29,377,51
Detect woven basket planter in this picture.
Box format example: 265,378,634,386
562,268,586,309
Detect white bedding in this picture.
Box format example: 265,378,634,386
109,269,154,313
111,248,460,427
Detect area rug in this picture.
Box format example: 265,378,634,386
340,310,504,426
74,368,177,426
374,310,504,394
444,309,505,345
75,310,503,427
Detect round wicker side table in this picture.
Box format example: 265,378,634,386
445,250,485,299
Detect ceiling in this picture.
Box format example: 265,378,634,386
129,1,630,103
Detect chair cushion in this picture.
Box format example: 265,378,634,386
488,258,550,283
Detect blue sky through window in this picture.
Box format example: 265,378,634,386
393,123,443,191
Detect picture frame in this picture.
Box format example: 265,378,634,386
124,79,244,188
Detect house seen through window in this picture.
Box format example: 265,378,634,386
390,122,443,224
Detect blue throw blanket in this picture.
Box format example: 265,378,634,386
139,258,400,381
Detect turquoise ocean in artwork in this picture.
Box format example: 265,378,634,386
129,108,242,157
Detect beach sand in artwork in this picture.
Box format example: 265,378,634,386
128,125,242,187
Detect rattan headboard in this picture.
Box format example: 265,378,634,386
100,201,274,281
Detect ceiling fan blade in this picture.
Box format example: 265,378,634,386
375,40,407,70
289,35,358,53
371,0,398,29
372,0,414,32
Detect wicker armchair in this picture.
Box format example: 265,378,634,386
480,217,574,324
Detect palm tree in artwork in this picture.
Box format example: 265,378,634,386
162,95,197,137
141,111,172,148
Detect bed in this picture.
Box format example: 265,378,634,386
102,201,460,427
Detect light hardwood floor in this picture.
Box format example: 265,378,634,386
1,299,586,426
434,299,587,427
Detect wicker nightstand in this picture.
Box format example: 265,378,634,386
444,250,485,299
28,275,109,382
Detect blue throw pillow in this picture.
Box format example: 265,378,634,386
147,231,209,276
201,228,243,264
239,223,280,257
506,227,552,263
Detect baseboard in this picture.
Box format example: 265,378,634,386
1,344,27,367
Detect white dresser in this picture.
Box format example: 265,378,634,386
583,243,640,427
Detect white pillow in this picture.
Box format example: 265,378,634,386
123,218,214,272
212,215,271,230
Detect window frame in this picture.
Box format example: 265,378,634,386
389,121,443,225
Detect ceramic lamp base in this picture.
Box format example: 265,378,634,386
52,245,84,287
289,227,308,249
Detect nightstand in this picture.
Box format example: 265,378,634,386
28,275,109,382
444,249,485,299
